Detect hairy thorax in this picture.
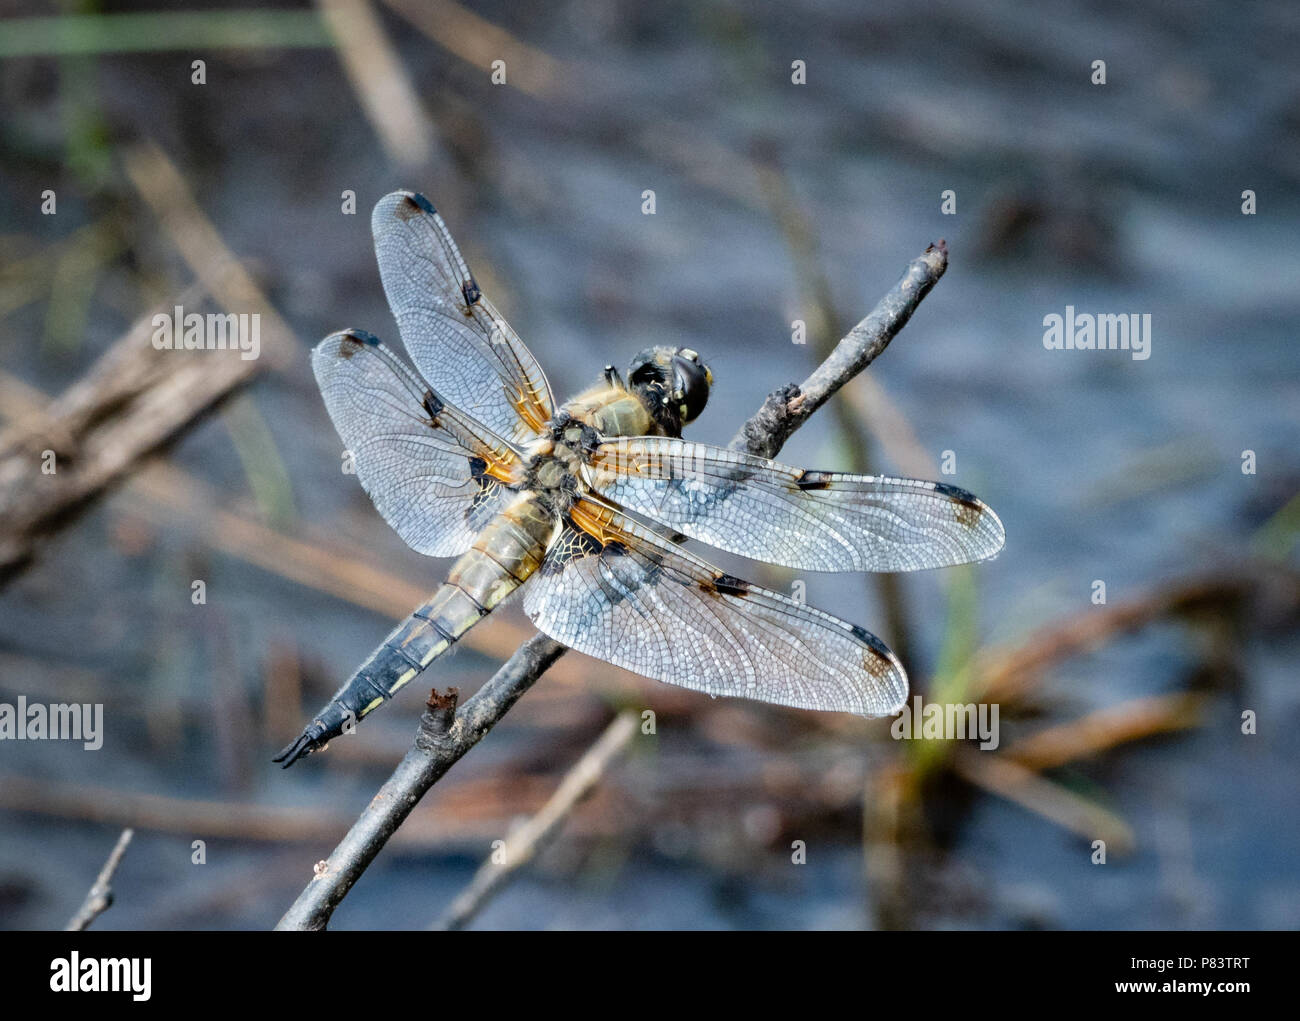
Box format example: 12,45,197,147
513,382,661,519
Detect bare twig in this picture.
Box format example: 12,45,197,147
951,751,1136,854
0,290,261,578
949,693,1210,857
65,828,134,931
121,140,298,372
1001,693,1209,773
974,573,1253,704
0,140,302,578
276,636,566,929
730,241,947,459
0,772,457,846
382,0,570,100
317,0,439,169
275,240,949,930
752,150,923,668
433,709,639,930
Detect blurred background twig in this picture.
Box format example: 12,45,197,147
64,826,133,931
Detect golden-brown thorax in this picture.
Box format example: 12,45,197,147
510,380,663,495
561,382,662,439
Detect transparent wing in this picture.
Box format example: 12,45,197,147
523,497,907,716
371,191,554,445
586,436,1005,572
313,329,522,558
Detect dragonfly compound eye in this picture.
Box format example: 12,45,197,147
672,353,711,423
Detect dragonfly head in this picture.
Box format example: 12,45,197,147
627,346,712,434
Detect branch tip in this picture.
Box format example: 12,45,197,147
422,687,459,735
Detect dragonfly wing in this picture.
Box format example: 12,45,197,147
586,436,1005,572
371,191,555,445
313,329,521,558
523,497,907,716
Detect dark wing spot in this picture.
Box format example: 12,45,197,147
933,482,985,529
461,277,482,310
846,623,899,680
541,521,606,576
395,192,436,220
466,476,503,532
566,522,605,558
711,573,751,598
795,470,833,491
338,337,363,360
337,329,380,358
861,648,896,680
953,502,982,529
423,389,445,422
848,621,894,656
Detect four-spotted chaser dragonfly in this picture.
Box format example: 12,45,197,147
274,191,1005,766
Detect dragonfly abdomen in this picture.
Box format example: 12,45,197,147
273,496,555,767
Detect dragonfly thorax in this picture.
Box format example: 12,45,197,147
516,413,599,514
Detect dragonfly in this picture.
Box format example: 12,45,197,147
274,191,1005,767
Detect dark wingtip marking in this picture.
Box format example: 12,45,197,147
423,389,445,421
932,481,979,503
848,622,896,658
337,329,381,358
461,277,482,308
933,482,985,529
395,192,436,220
795,469,833,491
